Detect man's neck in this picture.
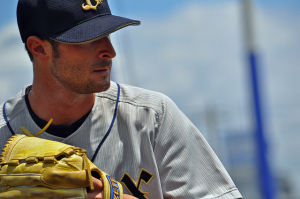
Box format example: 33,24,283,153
28,84,95,126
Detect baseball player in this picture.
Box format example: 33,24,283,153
0,0,243,198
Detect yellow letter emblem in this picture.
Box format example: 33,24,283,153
82,0,103,11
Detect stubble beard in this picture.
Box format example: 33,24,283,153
50,58,111,94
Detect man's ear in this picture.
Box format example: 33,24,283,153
26,36,52,60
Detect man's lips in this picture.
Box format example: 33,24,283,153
92,60,112,72
93,67,109,72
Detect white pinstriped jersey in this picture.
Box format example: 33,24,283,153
0,82,242,199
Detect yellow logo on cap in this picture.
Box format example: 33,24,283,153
82,0,103,11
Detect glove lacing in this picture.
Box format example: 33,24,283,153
19,118,53,137
0,134,95,191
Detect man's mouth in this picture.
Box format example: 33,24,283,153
92,60,112,73
94,67,109,71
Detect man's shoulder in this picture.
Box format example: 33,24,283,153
0,87,27,128
97,82,172,112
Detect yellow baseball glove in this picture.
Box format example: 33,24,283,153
0,134,123,199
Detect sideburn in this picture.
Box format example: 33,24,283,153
48,39,60,58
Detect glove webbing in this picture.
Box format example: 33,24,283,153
0,134,95,191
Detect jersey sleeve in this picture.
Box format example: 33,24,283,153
153,95,242,199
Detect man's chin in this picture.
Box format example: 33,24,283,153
89,81,111,93
70,81,111,94
95,82,111,93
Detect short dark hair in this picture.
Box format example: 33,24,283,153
25,39,60,62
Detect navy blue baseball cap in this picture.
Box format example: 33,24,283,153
17,0,140,43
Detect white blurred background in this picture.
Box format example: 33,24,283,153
0,0,299,198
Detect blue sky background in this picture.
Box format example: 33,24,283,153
0,1,300,199
1,0,300,25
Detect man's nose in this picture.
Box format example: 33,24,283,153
97,36,116,59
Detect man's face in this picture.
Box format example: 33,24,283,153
49,36,116,94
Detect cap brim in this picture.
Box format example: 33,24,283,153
51,15,140,43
